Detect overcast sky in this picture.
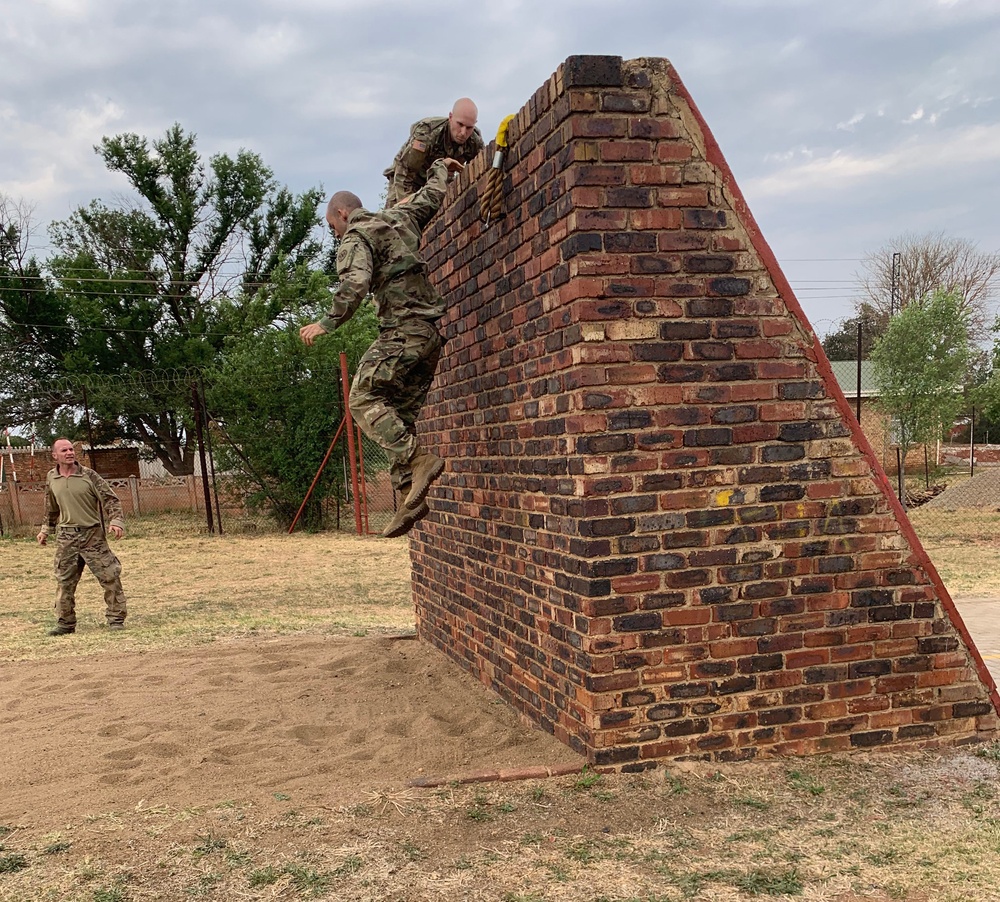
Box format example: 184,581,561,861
2,0,998,337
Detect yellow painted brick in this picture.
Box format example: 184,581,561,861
581,323,607,342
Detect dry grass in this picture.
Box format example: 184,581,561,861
1,749,999,901
908,508,1000,595
0,519,414,662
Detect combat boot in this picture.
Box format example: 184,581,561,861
405,449,444,509
381,501,430,539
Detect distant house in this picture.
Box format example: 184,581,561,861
828,360,877,408
828,359,923,477
1,443,142,482
828,359,965,477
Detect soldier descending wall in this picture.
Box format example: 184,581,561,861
410,56,999,768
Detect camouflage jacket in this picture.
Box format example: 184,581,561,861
41,463,126,536
383,115,483,206
319,159,451,333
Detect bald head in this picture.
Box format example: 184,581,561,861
448,98,478,145
326,191,363,238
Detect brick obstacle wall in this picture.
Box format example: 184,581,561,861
412,55,999,768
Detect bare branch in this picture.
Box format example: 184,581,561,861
854,232,1000,341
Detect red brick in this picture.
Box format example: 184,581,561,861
601,141,654,162
629,164,683,185
413,55,993,772
657,142,693,162
629,208,683,230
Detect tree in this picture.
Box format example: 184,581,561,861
870,289,972,491
0,195,77,428
2,125,325,474
820,303,886,361
206,266,379,530
855,232,1000,341
969,323,1000,438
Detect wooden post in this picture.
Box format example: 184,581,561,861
9,479,23,526
128,476,141,517
191,383,215,533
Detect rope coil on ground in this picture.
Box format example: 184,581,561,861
480,114,515,226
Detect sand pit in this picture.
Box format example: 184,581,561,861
0,634,582,825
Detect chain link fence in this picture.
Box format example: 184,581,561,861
828,345,999,549
0,366,401,538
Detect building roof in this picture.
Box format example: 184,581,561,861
828,360,878,399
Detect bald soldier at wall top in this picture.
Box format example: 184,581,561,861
383,98,484,208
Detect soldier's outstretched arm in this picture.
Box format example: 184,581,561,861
398,159,454,229
388,121,431,203
317,235,374,333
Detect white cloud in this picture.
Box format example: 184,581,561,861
837,112,866,131
747,122,1000,199
0,96,131,212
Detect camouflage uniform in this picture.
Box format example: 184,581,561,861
320,158,452,495
41,464,127,630
383,116,483,208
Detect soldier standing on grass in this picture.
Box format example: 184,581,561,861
300,157,462,538
382,98,483,208
36,438,128,635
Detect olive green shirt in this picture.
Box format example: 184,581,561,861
41,464,126,535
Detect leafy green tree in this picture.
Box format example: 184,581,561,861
820,304,886,361
205,266,379,529
0,195,76,428
871,289,972,490
969,320,1000,438
2,125,325,474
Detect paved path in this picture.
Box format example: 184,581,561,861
953,597,1000,688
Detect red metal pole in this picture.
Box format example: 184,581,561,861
287,417,347,534
340,353,363,535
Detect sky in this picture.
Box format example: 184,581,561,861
2,0,999,339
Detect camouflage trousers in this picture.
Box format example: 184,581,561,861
53,526,127,629
349,319,442,493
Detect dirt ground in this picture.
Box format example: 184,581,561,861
0,634,582,827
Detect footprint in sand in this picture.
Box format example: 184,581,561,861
212,740,266,758
211,718,250,732
288,724,331,745
144,741,183,759
73,680,111,693
249,659,303,676
103,747,138,762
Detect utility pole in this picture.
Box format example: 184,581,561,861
890,251,901,316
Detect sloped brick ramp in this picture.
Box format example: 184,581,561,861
411,55,999,769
